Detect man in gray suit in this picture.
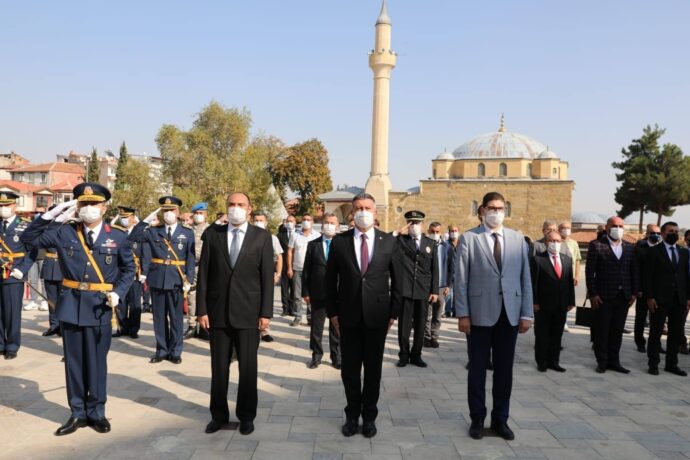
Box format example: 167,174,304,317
455,191,533,441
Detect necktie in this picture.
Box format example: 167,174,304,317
1,220,6,234
325,239,331,260
492,233,502,272
415,238,420,251
360,234,369,273
167,227,172,241
88,230,95,249
229,228,240,268
671,246,678,267
553,254,562,279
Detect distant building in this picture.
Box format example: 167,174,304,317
129,153,172,195
0,152,30,180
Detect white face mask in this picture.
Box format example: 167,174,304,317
354,210,374,230
286,222,295,231
322,223,337,237
254,221,266,229
302,220,312,230
449,231,459,241
429,233,441,242
79,205,102,224
193,214,206,224
609,227,624,241
483,210,505,229
560,228,571,238
227,206,247,225
120,217,130,227
163,211,177,225
547,242,561,254
408,223,422,237
0,207,12,219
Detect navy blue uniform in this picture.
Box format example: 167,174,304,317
115,226,143,336
41,245,63,333
0,217,36,354
140,224,195,359
21,218,135,421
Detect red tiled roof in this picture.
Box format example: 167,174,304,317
0,180,45,193
571,231,642,245
50,179,82,192
12,162,85,174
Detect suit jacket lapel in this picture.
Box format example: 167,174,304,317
231,224,253,270
316,237,327,264
219,224,232,269
345,230,359,273
476,227,500,275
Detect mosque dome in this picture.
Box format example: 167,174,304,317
435,149,454,160
537,149,559,159
452,114,548,160
572,212,606,225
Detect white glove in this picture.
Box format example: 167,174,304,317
10,269,23,280
183,282,192,294
139,274,147,284
42,199,78,221
55,205,77,223
107,292,120,307
143,208,161,224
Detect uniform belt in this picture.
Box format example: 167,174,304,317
62,279,113,291
0,252,24,258
151,258,185,266
44,253,58,259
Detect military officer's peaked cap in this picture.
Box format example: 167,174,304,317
73,182,111,202
0,191,19,205
404,210,425,222
118,206,136,216
159,196,182,210
191,202,208,212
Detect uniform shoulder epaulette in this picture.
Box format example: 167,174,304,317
150,223,163,228
110,224,127,232
20,217,31,223
182,223,194,230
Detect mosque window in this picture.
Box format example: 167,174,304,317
471,200,478,216
552,167,558,176
477,163,485,177
499,163,508,177
505,201,512,217
527,163,532,177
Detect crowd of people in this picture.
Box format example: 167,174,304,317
2,183,688,443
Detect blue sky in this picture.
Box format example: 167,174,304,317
1,0,689,223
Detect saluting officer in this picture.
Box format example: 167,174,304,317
21,183,135,436
394,210,439,368
0,192,36,359
184,201,209,340
40,204,63,337
139,196,195,364
112,206,144,339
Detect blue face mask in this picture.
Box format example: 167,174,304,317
649,234,661,244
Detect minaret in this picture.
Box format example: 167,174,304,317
365,0,397,208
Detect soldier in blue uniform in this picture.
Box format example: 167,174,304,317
138,196,195,364
40,205,63,337
21,183,135,436
112,206,144,339
0,192,36,359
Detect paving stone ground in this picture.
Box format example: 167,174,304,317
3,285,690,459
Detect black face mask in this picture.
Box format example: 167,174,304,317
648,234,661,244
665,233,679,245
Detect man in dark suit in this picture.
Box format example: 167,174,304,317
196,192,274,436
394,210,438,368
585,216,638,374
531,231,575,372
634,224,661,352
277,215,297,316
302,212,340,369
645,222,690,376
326,193,400,439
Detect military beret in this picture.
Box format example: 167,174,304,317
74,182,111,202
191,202,208,212
404,210,425,222
159,196,182,210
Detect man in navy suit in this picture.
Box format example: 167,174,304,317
112,206,144,339
21,183,135,435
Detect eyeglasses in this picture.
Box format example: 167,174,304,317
485,206,505,212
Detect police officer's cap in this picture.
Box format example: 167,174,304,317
191,202,208,212
118,206,136,217
74,182,111,202
404,210,425,222
0,192,19,205
159,196,182,210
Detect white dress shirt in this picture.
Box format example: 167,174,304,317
83,221,103,244
227,221,249,257
549,252,562,271
664,241,679,262
608,237,623,259
165,222,178,239
354,226,375,270
322,235,333,259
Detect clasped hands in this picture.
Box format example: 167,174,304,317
458,316,532,334
197,314,271,332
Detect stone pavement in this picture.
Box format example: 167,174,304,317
3,286,690,459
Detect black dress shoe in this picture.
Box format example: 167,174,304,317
396,359,408,368
205,419,227,434
169,356,182,364
548,364,566,372
341,419,358,437
129,332,139,339
332,361,341,370
595,365,606,374
4,351,17,360
55,417,88,436
623,328,632,334
410,357,428,368
198,328,210,341
490,420,515,440
0,350,4,355
183,327,197,340
42,328,59,337
149,356,165,363
607,364,630,374
112,330,125,338
660,347,666,354
430,339,440,348
261,334,274,342
469,420,484,440
637,344,646,353
423,338,432,348
239,420,254,435
665,366,688,376
362,420,377,438
90,417,111,433
308,358,320,369
487,360,494,371
537,363,547,372
648,367,659,375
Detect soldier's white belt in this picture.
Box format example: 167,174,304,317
151,258,185,266
62,279,113,291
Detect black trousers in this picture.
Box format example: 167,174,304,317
117,281,142,334
44,280,61,331
534,308,567,366
280,268,294,315
340,323,388,422
591,293,629,367
634,297,648,347
467,308,518,423
209,326,259,423
398,298,427,360
310,305,340,363
648,302,685,368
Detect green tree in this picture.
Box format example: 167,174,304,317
87,147,100,182
270,138,333,215
111,159,159,216
114,141,129,191
155,100,280,215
